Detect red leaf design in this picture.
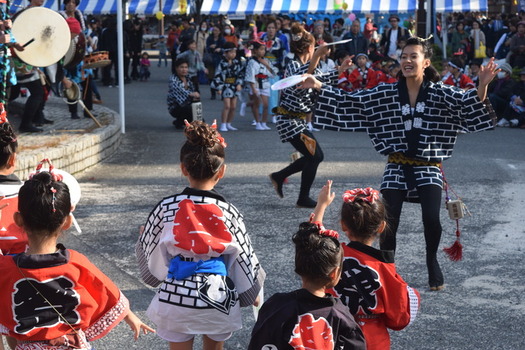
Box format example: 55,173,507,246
172,199,232,255
289,313,334,350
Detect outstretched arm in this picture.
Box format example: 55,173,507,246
477,57,499,102
311,180,335,224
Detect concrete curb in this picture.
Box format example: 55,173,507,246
14,101,122,180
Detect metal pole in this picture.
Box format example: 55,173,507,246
117,0,125,133
159,0,164,36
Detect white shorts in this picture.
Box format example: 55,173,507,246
250,87,270,97
157,327,232,343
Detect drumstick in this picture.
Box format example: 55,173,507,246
22,38,35,48
78,100,103,128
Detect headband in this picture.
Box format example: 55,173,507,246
309,213,339,239
447,61,461,70
342,188,379,203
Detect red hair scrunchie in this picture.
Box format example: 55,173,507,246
308,213,339,239
342,187,380,203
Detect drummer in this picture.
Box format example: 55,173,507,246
61,16,94,119
7,0,51,133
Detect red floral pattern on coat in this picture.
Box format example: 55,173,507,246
172,199,232,255
289,313,334,350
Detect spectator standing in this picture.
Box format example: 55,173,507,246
155,36,168,67
470,20,486,60
167,22,180,73
331,18,347,41
363,17,378,42
177,39,207,93
178,18,195,54
342,20,369,59
206,26,225,99
450,22,471,55
380,14,410,58
195,21,209,59
510,21,525,68
128,18,144,81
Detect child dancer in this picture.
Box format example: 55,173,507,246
248,219,366,349
443,57,475,90
0,121,26,256
137,120,265,350
0,171,154,349
0,120,26,350
312,180,420,350
211,42,244,132
140,52,151,81
245,41,277,130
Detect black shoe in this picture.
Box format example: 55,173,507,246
19,125,43,133
71,114,80,119
427,255,444,290
296,197,317,208
269,173,284,198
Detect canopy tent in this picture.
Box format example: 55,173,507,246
9,0,185,14
435,0,488,12
200,0,417,15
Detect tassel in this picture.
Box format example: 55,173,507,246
443,220,463,261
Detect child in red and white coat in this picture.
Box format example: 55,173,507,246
311,180,420,350
443,57,476,90
347,53,378,90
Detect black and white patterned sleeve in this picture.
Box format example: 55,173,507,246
442,84,494,132
318,69,340,87
167,75,191,108
137,200,167,286
211,60,225,91
235,60,244,87
314,85,370,131
245,59,256,84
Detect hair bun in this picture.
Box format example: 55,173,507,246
184,120,217,148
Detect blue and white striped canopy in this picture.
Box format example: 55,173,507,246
435,0,488,12
200,0,417,15
9,0,185,14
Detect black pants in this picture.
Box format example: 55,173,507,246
68,79,93,118
169,103,193,128
273,130,324,200
102,51,119,86
381,185,444,285
10,79,45,127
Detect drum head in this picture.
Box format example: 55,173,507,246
11,8,70,67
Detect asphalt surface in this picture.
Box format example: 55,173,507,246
14,62,524,349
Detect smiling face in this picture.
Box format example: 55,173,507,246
400,44,430,79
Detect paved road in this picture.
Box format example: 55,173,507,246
53,63,525,349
